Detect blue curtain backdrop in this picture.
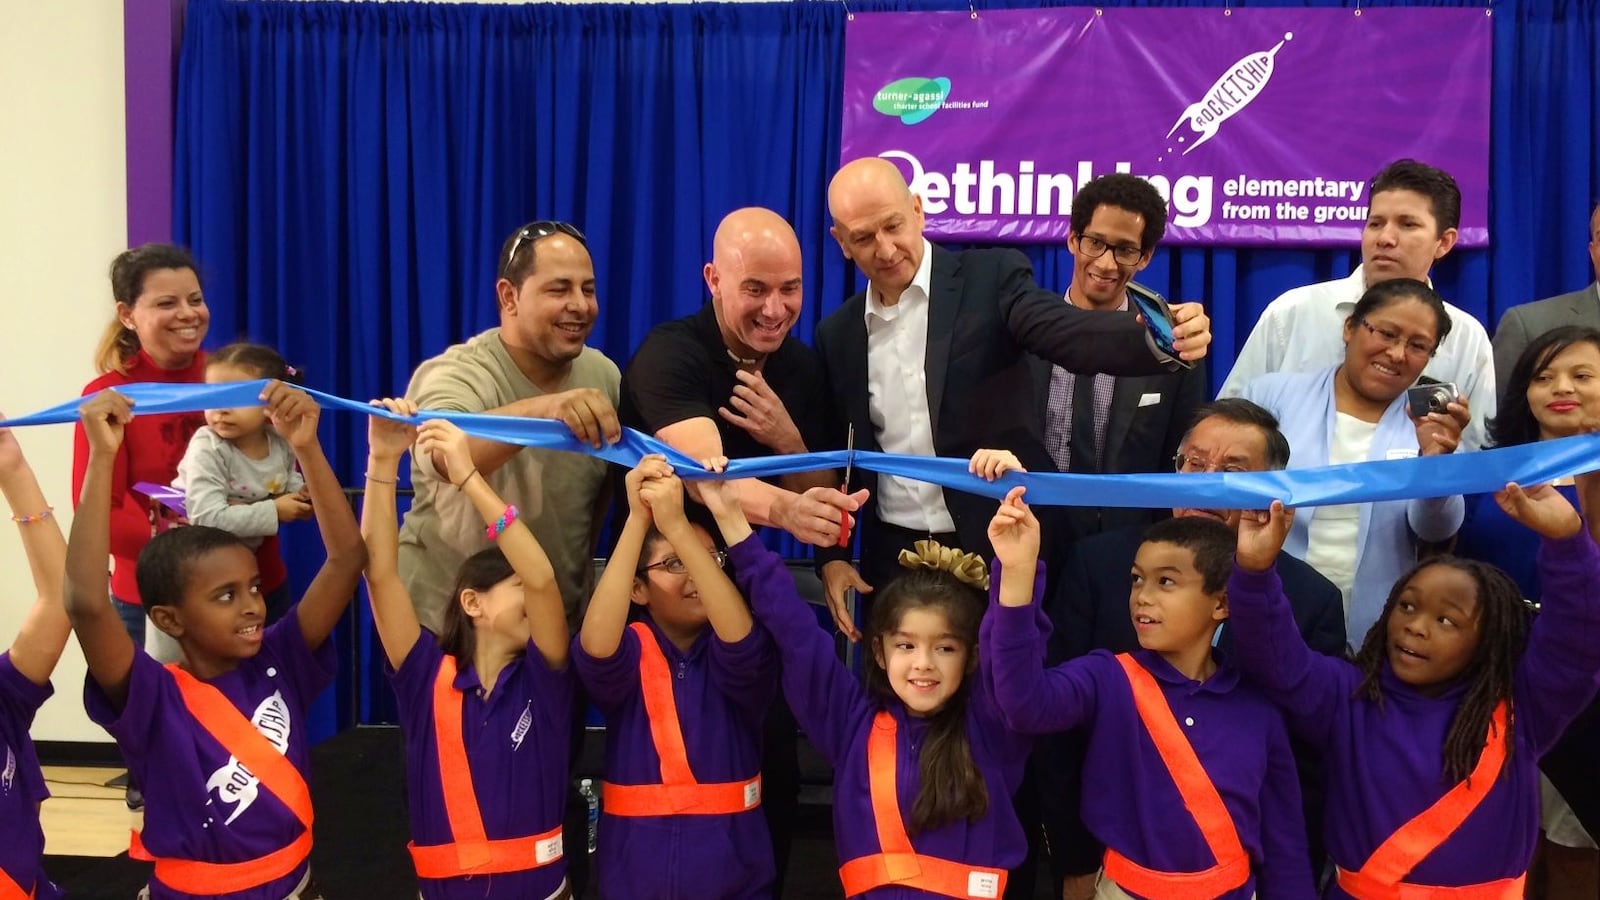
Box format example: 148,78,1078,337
173,0,1600,728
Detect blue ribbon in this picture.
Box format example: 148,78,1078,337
12,380,1600,509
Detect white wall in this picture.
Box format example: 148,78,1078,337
0,2,127,743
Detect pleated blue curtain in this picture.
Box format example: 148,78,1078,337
173,0,1600,727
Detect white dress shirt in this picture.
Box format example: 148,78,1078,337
1218,265,1497,451
864,239,956,532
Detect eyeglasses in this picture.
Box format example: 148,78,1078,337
639,550,728,576
1074,234,1144,267
503,221,587,273
1356,318,1436,358
1173,451,1250,474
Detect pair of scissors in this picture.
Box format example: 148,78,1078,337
838,424,856,548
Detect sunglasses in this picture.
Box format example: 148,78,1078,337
503,220,587,273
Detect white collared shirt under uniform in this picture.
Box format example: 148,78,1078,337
863,238,956,533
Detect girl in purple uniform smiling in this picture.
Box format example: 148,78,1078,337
574,455,778,899
66,385,366,900
360,402,575,899
1229,480,1600,899
696,450,1032,899
0,421,71,900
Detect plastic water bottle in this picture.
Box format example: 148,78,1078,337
578,777,599,853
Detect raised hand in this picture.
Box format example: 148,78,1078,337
718,369,806,454
1495,482,1582,540
0,417,22,476
695,456,743,521
366,398,419,462
79,390,134,456
1235,500,1295,573
638,469,688,529
970,448,1026,482
263,382,322,451
415,419,476,487
986,485,1039,571
624,454,674,525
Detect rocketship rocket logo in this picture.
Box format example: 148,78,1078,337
1162,33,1292,157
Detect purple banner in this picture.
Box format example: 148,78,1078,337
841,8,1490,247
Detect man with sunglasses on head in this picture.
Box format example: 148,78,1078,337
616,207,850,896
1219,159,1496,450
398,219,621,636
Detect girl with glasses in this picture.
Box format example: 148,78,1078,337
574,456,778,899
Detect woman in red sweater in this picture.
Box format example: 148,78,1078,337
71,245,290,655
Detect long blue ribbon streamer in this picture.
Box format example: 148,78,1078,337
11,381,1600,509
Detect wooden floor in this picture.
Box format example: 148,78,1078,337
39,765,136,858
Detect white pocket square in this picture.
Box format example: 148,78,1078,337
1137,392,1162,408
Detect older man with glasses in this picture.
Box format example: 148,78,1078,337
397,219,622,636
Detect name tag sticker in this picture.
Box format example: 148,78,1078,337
1138,392,1162,408
744,779,762,809
967,872,1000,898
535,835,563,865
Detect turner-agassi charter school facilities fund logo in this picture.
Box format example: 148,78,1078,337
873,77,988,126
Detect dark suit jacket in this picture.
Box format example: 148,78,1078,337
1030,342,1208,545
1492,283,1600,397
814,245,1180,563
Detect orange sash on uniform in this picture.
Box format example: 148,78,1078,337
0,866,34,900
407,653,565,878
1100,654,1252,899
835,711,1009,899
1335,701,1525,900
601,622,762,817
128,663,314,895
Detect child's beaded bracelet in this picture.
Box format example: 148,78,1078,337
11,507,53,525
486,504,519,541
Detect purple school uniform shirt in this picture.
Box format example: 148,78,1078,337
0,653,62,899
571,590,778,899
986,602,1314,900
1227,531,1600,896
734,538,1032,899
84,610,334,900
388,633,575,900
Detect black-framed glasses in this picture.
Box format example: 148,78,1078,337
1355,317,1436,358
639,550,728,576
1173,451,1249,474
1074,233,1144,267
503,220,587,273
